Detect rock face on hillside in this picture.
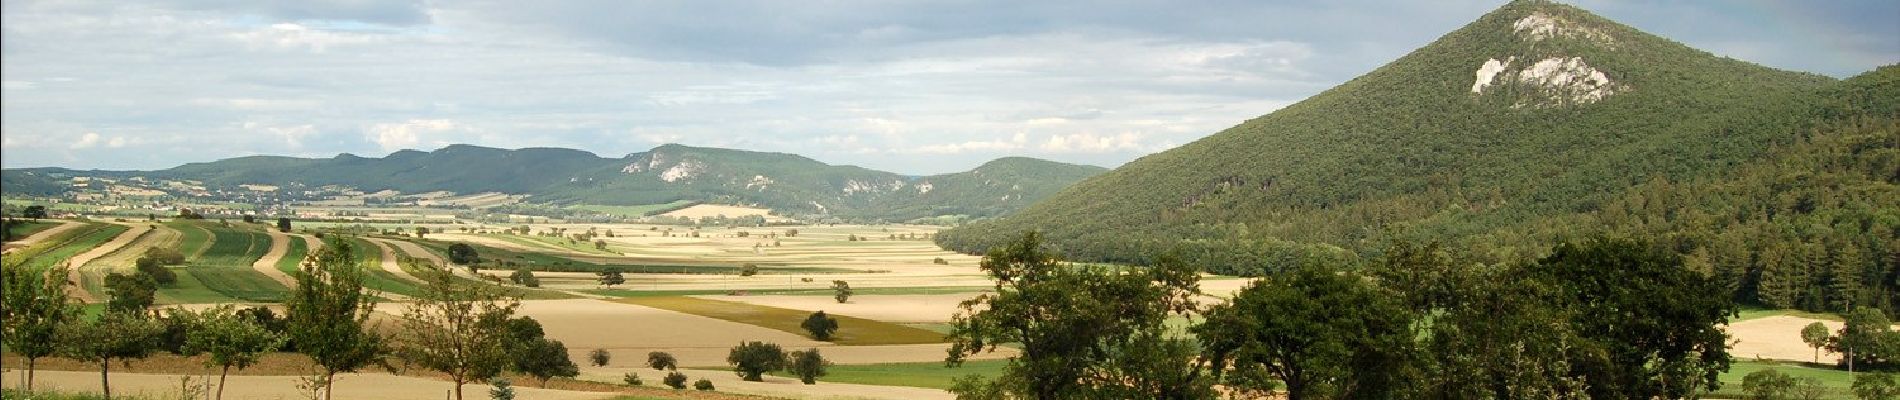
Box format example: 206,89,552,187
937,0,1850,270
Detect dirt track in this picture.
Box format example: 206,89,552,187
250,228,297,288
1,220,81,253
61,223,151,303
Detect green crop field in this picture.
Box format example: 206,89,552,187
174,225,288,302
617,296,948,345
350,238,427,298
170,222,216,259
6,223,128,272
1712,360,1859,398
570,200,696,217
766,359,1006,389
3,220,56,240
276,237,310,275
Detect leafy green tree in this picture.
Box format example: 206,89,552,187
286,237,385,400
948,232,1212,400
801,311,838,341
61,311,165,400
1831,307,1900,370
831,280,852,304
1803,322,1833,363
789,348,830,385
727,341,787,381
1,263,81,391
1855,372,1900,400
1742,369,1796,400
1528,238,1736,398
277,217,292,233
23,204,47,219
447,242,480,265
177,305,288,400
513,338,578,388
598,268,626,288
648,351,678,371
394,270,521,400
104,271,158,314
623,372,642,386
509,268,539,287
1198,264,1416,400
134,256,178,285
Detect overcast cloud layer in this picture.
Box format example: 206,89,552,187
3,0,1894,174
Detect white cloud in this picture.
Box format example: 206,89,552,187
366,119,459,152
70,132,102,149
229,22,381,52
909,133,1028,154
1041,132,1147,153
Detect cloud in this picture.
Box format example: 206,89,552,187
1041,132,1147,153
366,119,459,152
909,133,1029,154
69,132,103,149
229,23,382,52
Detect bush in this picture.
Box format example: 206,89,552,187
832,280,852,304
740,263,759,277
1857,373,1900,400
588,348,611,367
727,341,788,381
142,247,186,265
622,372,642,386
509,268,540,287
489,378,515,400
693,378,715,391
1743,369,1795,400
933,257,949,265
789,348,831,385
647,351,678,370
135,256,178,285
801,311,839,341
663,372,688,389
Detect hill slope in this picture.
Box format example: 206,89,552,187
4,144,1104,221
939,0,1853,267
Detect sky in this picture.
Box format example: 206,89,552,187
2,0,1894,175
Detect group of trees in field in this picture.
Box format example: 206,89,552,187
945,232,1751,400
0,237,583,400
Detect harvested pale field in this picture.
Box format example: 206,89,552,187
1,220,81,253
63,223,151,302
366,238,427,283
249,228,296,287
1727,315,1847,364
695,294,978,323
661,204,786,221
20,370,615,400
85,223,181,269
580,367,955,400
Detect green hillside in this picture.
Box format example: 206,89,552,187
938,1,1896,314
12,143,1102,221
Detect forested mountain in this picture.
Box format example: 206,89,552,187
0,143,1104,221
938,1,1899,315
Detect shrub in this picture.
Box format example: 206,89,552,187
647,351,678,371
489,378,515,400
832,280,852,304
588,349,611,367
789,348,831,385
801,311,839,341
740,263,759,277
663,372,688,389
1856,373,1900,400
622,372,642,386
1743,369,1795,400
694,378,715,391
933,257,949,265
135,257,178,285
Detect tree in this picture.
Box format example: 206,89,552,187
727,341,787,381
277,217,292,233
1855,373,1900,400
1831,307,1899,370
1742,369,1796,400
61,311,165,400
831,280,852,304
947,232,1212,400
103,271,158,314
801,311,839,341
177,305,288,400
594,239,606,250
509,268,539,287
589,348,612,366
134,256,178,285
623,372,643,386
694,378,715,391
1803,322,1833,363
23,204,47,219
447,243,480,265
286,237,385,400
242,214,256,224
1527,238,1736,398
647,351,678,371
1198,264,1416,400
513,338,578,388
598,268,626,288
740,263,759,277
789,348,830,384
664,371,689,389
1,263,81,391
394,270,521,400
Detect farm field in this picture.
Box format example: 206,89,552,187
616,296,948,345
570,200,696,217
766,359,1007,390
5,222,129,272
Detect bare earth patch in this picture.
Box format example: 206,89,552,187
1727,315,1844,364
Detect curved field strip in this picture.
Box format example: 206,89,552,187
275,235,311,276
616,296,948,345
64,223,152,302
170,222,217,259
365,238,426,284
5,223,128,272
176,226,289,303
349,237,427,298
84,223,181,269
1,220,66,251
1,220,80,253
382,238,579,300
250,228,297,288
